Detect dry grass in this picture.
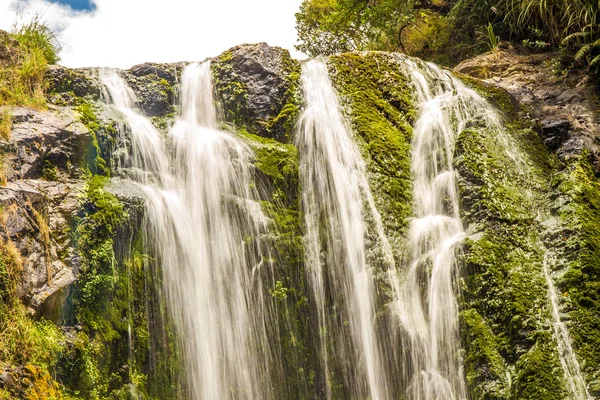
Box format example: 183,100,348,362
0,16,61,109
0,109,11,141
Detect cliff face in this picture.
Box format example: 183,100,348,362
0,38,599,399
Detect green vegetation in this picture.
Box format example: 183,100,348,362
550,156,600,392
75,102,116,176
0,16,61,108
0,207,65,396
455,122,567,398
295,0,600,73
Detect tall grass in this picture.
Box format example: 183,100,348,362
0,16,61,108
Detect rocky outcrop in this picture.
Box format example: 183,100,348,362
212,43,300,141
123,62,183,117
0,105,93,312
4,106,92,181
455,45,600,173
46,65,103,103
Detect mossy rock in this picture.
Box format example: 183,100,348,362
327,51,415,262
212,43,301,142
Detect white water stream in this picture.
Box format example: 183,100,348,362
394,58,507,400
100,62,274,400
543,252,591,400
296,59,395,400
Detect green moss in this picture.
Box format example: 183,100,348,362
211,54,249,129
458,74,523,121
461,308,511,399
513,331,566,399
327,52,415,251
239,128,299,207
550,155,600,390
75,102,113,176
455,124,567,398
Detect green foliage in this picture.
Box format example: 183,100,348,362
295,0,418,56
295,0,599,71
478,23,501,52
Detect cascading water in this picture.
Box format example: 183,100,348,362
296,58,396,399
543,251,591,400
100,62,277,400
93,52,592,400
394,58,507,400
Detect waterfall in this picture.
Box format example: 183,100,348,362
93,53,592,400
296,58,396,399
393,58,507,400
543,251,591,400
100,62,276,400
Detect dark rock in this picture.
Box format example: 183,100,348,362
539,119,570,149
46,65,103,100
212,43,300,141
128,62,182,86
0,370,13,387
123,63,183,117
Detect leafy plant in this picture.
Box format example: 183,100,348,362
563,24,600,70
478,22,501,52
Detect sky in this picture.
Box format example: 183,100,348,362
0,0,305,68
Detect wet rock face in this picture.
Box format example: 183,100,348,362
455,47,600,172
123,62,183,117
212,42,300,141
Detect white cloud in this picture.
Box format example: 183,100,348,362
0,0,305,68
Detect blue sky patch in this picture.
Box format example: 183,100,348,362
49,0,96,12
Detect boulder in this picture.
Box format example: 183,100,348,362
46,65,103,100
5,106,92,181
212,43,300,141
123,62,183,117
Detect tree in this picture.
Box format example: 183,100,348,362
295,0,419,57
